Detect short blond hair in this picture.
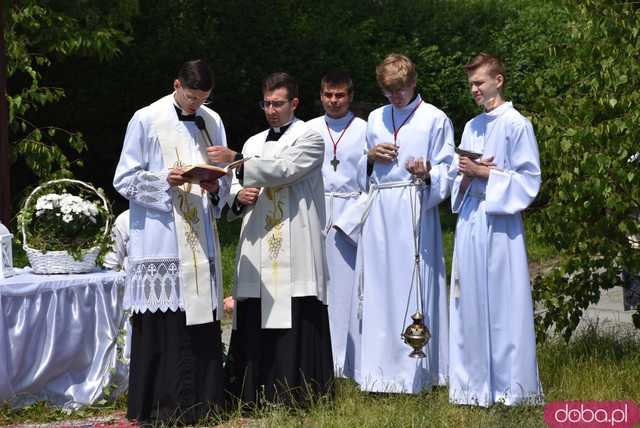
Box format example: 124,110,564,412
376,53,417,91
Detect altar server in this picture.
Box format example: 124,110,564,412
103,209,129,272
210,72,333,408
337,53,454,393
448,52,544,406
307,70,367,376
113,59,229,424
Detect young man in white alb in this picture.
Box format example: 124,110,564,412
448,52,543,406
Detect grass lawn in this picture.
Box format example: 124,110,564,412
2,324,638,427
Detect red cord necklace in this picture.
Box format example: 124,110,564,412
325,115,356,171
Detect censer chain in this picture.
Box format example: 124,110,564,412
400,179,427,336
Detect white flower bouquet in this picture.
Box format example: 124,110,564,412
19,179,113,274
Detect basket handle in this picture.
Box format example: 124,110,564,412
21,179,112,249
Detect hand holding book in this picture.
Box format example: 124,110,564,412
458,152,495,179
454,147,483,160
179,156,251,183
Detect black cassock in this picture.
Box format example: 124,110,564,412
127,310,225,425
224,296,334,410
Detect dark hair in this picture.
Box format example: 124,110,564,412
321,69,353,94
463,52,506,87
262,72,298,100
176,59,214,91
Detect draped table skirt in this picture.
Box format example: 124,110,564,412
0,268,129,409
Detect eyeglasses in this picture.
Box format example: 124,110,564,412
185,93,213,106
259,100,289,110
180,89,212,106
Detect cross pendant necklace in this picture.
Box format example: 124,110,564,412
330,157,340,171
392,100,423,148
325,115,355,172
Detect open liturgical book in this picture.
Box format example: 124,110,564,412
180,156,250,183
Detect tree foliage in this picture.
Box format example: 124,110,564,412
491,0,640,338
6,0,136,180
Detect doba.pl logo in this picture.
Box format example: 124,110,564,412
544,401,640,427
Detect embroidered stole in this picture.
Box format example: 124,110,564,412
252,123,310,328
153,99,215,325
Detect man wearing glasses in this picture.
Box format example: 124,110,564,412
337,53,454,394
209,72,334,409
113,59,229,424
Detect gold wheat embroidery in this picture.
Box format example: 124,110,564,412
264,188,284,272
174,155,201,295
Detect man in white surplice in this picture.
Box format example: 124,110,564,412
336,54,453,394
209,72,333,407
307,70,367,377
448,53,543,406
113,59,229,423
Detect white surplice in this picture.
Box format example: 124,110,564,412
113,94,230,322
228,119,328,329
308,112,367,375
448,101,544,406
340,95,454,393
103,210,130,272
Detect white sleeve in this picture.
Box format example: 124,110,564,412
450,123,469,213
242,130,324,188
485,121,541,215
113,112,172,212
356,146,370,192
423,116,455,211
226,139,251,222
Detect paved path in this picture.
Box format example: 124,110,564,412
577,286,638,333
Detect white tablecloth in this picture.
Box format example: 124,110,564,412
0,268,129,409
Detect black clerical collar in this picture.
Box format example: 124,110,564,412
266,122,292,142
174,105,196,122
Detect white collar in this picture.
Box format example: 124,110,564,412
324,111,354,129
483,101,512,118
393,94,423,113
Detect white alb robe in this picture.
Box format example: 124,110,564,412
448,101,543,406
308,112,367,375
228,119,328,329
113,94,230,321
339,95,454,393
103,210,130,272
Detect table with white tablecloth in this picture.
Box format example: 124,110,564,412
0,268,129,409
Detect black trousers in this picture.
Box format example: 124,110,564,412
224,297,335,410
127,309,224,425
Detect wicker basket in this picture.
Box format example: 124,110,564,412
21,179,111,274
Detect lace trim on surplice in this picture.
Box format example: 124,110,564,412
124,257,217,314
123,170,171,211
